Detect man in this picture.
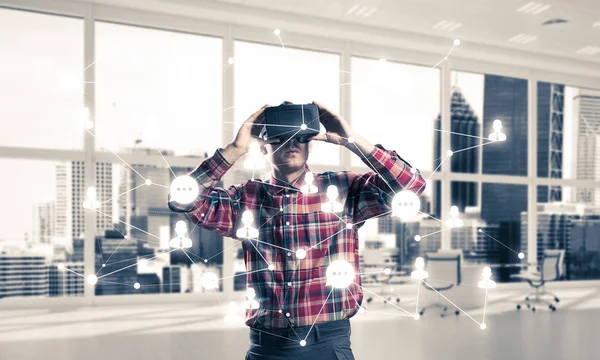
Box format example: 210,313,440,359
168,101,426,359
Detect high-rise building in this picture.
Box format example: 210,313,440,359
34,201,55,244
433,88,480,217
94,230,137,295
573,89,600,205
0,249,48,299
162,266,182,293
537,82,564,202
48,262,84,297
55,161,113,243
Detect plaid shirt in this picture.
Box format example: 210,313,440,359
168,144,425,329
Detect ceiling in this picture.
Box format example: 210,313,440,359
192,0,600,64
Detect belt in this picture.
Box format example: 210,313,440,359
249,319,351,347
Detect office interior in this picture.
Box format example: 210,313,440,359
1,0,600,359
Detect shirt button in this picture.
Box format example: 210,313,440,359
286,312,291,317
286,221,290,226
287,252,291,257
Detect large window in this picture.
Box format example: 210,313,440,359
0,159,84,299
234,41,341,165
0,9,84,150
351,58,440,170
95,22,223,156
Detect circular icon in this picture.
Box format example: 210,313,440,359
170,175,199,204
326,260,355,289
201,272,219,290
391,190,421,221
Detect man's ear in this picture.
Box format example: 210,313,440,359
308,140,313,153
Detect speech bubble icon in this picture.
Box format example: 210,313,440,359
391,190,421,221
201,271,219,290
170,175,199,204
325,260,355,289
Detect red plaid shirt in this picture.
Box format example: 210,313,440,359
169,144,425,329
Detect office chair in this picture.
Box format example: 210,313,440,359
419,251,462,318
512,249,565,312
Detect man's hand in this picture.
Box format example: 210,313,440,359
222,104,280,163
310,101,354,146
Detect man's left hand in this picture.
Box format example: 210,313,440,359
310,101,354,146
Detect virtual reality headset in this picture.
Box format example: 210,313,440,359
258,102,321,143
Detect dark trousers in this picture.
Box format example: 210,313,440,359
246,319,355,360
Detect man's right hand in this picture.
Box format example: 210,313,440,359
222,104,279,164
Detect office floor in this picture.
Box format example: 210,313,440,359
1,282,599,360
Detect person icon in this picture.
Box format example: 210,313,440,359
411,257,428,280
82,187,100,209
478,266,496,289
489,119,507,142
300,172,318,194
243,141,265,170
445,205,463,228
321,185,343,213
236,210,259,239
246,287,260,310
170,220,192,249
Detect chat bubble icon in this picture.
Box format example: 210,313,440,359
201,271,219,290
170,175,199,204
326,260,355,289
391,190,421,221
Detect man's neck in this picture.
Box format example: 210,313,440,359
273,166,305,185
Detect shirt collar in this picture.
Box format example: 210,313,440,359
268,164,311,194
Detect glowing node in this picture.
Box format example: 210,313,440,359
518,252,525,260
346,222,353,229
85,119,94,130
274,29,281,36
278,309,283,314
237,210,259,239
286,312,290,317
58,263,65,270
204,259,208,263
384,268,391,275
391,190,421,221
478,266,496,289
145,179,152,186
300,340,306,347
454,39,461,46
411,257,428,280
295,248,307,260
489,119,507,142
347,137,354,144
322,185,343,213
326,260,355,289
358,306,366,314
82,187,100,209
268,264,275,271
445,205,463,228
170,175,199,204
414,235,421,242
444,56,448,60
102,263,106,268
478,229,483,233
227,57,234,65
446,150,453,157
134,282,140,290
280,207,284,211
201,272,219,290
244,141,265,170
300,123,307,130
410,167,417,174
87,274,98,285
480,323,487,330
414,313,420,320
300,172,318,194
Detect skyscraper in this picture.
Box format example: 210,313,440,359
48,262,84,297
434,87,480,216
573,89,600,205
0,249,48,299
34,201,55,244
537,82,564,203
55,161,113,243
95,229,137,295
